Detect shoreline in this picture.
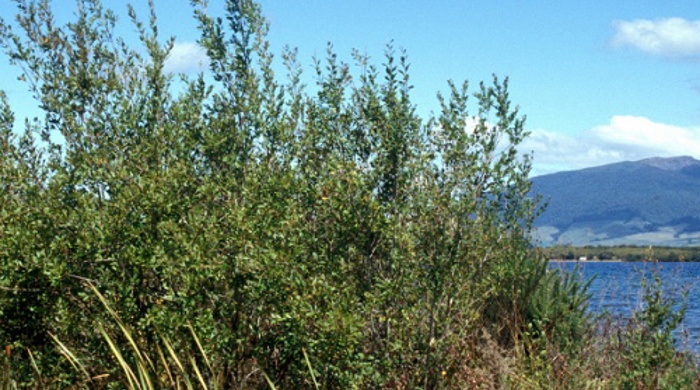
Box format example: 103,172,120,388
549,259,623,263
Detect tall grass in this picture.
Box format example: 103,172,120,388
46,283,222,390
1,283,331,389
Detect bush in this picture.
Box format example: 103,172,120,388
3,1,693,389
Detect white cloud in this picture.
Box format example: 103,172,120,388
164,42,209,73
612,18,700,58
522,116,700,176
592,115,700,154
523,130,623,176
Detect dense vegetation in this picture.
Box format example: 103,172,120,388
1,0,698,388
545,245,700,262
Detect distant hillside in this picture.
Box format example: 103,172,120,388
530,156,700,247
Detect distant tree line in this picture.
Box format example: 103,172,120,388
544,245,700,262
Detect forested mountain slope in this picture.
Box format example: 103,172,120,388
531,156,700,247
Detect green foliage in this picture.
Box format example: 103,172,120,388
504,267,699,390
605,272,694,389
527,265,593,355
0,1,696,389
50,283,223,389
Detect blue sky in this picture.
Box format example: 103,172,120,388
2,0,700,175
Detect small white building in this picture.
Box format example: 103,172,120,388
578,256,587,262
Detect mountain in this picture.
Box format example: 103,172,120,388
530,156,700,247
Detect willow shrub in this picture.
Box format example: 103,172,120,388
0,0,585,388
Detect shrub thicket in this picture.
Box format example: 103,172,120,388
0,1,695,389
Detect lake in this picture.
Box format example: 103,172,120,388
549,261,700,353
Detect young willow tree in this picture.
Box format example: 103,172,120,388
0,0,587,388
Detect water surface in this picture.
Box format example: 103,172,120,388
549,261,700,352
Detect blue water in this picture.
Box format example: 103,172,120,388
549,261,700,352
